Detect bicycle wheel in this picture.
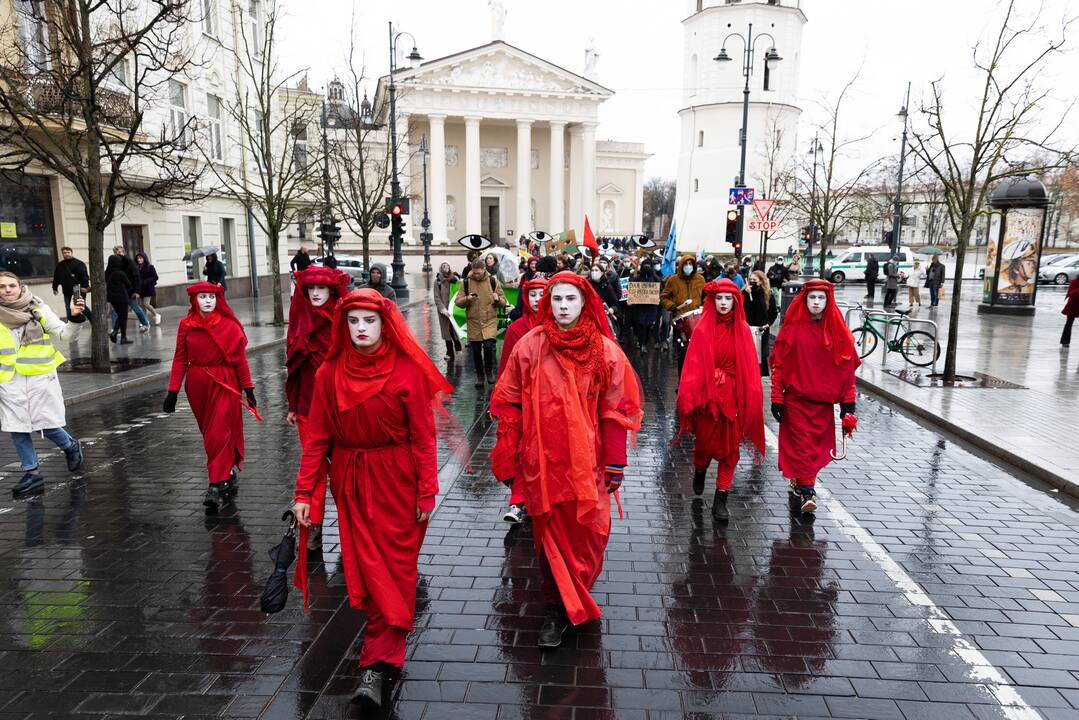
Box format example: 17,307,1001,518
898,330,939,367
852,327,878,358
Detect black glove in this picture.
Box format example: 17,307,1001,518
244,388,257,408
840,402,856,418
163,390,178,414
771,402,785,423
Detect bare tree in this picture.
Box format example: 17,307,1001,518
784,74,881,278
642,177,676,240
325,36,392,274
0,0,205,370
909,0,1074,381
201,0,321,325
757,113,794,258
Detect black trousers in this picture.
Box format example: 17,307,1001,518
883,287,897,306
1063,316,1075,346
470,339,496,377
865,278,876,299
110,300,128,339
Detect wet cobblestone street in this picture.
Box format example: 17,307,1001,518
0,301,1078,719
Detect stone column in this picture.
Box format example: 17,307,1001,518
548,121,565,232
464,116,482,237
515,119,533,236
581,122,597,233
568,125,584,238
633,165,644,234
428,114,447,244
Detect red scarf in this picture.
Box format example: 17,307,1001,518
335,338,396,412
536,272,613,385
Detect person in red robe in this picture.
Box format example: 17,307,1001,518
286,266,349,550
496,275,548,525
292,288,452,710
490,271,643,649
769,279,859,513
164,282,257,512
677,279,765,521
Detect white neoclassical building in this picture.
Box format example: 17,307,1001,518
673,0,806,255
374,41,649,247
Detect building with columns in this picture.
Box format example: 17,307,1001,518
373,41,649,248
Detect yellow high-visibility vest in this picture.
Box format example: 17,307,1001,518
0,319,65,383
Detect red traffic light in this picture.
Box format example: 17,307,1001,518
391,204,403,216
726,209,739,222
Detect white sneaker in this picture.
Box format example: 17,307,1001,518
139,324,149,332
502,504,526,524
154,315,162,326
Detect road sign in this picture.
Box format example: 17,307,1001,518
728,187,755,205
752,198,776,221
747,219,779,233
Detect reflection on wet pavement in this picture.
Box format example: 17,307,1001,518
0,300,1077,718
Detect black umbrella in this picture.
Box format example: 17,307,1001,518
259,510,297,614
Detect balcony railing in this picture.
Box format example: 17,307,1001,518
21,74,135,131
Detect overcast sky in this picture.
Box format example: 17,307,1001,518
278,0,1078,180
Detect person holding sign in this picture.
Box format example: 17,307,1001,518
627,259,662,353
677,279,765,521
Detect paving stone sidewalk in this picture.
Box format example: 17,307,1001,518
832,283,1078,491
1,301,1079,718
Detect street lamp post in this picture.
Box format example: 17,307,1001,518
419,134,432,279
320,98,336,262
715,24,781,261
890,82,911,256
387,22,422,299
807,134,823,275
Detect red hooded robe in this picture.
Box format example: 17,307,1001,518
167,282,253,484
293,289,452,668
286,267,350,424
490,272,643,625
677,279,765,482
770,279,859,482
498,276,549,375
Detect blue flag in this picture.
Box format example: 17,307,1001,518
661,220,678,277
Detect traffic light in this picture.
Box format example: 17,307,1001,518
318,216,341,258
725,209,739,244
389,198,405,250
801,226,812,243
732,241,742,255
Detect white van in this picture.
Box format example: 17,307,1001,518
826,246,914,283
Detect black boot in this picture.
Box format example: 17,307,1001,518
444,340,455,361
712,489,729,521
537,602,570,649
351,666,386,709
219,470,238,498
203,483,222,513
12,470,44,496
692,468,706,496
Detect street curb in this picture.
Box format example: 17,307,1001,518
855,374,1078,498
61,295,430,409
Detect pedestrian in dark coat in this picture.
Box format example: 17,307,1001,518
864,255,879,301
1062,276,1079,347
434,263,463,361
882,257,899,307
926,256,946,307
51,247,90,321
135,252,161,326
105,255,133,344
629,260,662,351
743,270,779,375
203,253,227,290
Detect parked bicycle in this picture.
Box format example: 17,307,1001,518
849,304,940,367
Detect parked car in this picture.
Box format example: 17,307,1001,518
1040,253,1072,267
1038,256,1079,285
312,255,392,286
826,246,914,283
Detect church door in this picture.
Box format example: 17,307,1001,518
481,197,500,242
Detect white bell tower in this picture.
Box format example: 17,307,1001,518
672,0,806,255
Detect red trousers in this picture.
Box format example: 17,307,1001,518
361,606,408,668
532,500,609,626
694,445,739,491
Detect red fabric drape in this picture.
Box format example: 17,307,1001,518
677,279,765,461
286,268,349,416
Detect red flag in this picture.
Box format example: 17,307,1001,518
582,215,599,258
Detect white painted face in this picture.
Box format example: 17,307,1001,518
307,285,331,307
527,287,545,312
715,292,735,315
348,308,382,349
550,282,584,329
196,292,217,314
806,290,828,317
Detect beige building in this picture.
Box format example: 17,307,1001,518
374,40,649,248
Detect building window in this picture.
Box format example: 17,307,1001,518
169,80,188,147
207,94,224,161
202,0,217,37
698,130,704,147
182,216,202,280
694,179,699,192
0,174,57,279
248,0,262,53
763,61,772,91
15,1,50,72
292,123,308,171
105,57,128,91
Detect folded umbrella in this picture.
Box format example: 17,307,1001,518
259,510,297,614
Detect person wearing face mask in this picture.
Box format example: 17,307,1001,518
292,289,452,711
629,259,662,352
677,280,765,521
660,255,706,322
0,271,85,496
495,276,548,525
163,283,257,512
456,259,507,388
490,272,643,649
433,262,463,361
769,280,860,514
